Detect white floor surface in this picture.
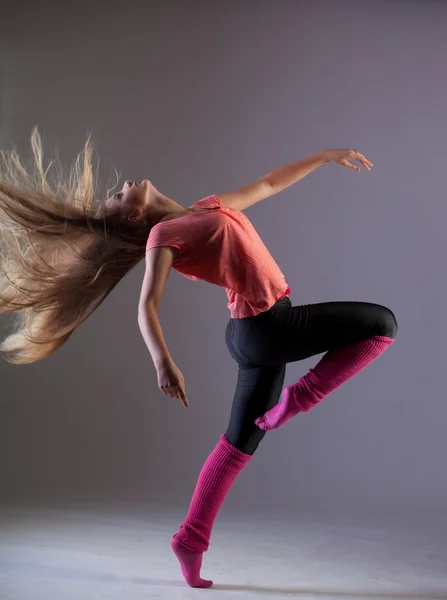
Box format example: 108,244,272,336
1,502,446,600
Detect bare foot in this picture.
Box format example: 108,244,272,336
171,538,213,588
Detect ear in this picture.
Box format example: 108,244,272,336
127,208,143,223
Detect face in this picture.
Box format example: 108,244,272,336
105,179,151,222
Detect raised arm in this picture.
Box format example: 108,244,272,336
138,247,188,407
218,149,373,212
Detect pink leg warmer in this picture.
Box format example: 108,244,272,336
171,434,252,587
256,335,395,431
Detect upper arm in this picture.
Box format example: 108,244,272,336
218,177,276,211
138,246,178,313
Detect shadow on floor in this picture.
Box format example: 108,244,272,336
2,562,446,599
213,583,447,599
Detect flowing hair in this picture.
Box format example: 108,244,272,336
0,126,151,364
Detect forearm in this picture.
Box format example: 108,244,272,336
263,151,329,193
138,305,173,368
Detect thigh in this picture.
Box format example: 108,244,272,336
224,362,286,455
237,300,398,366
282,300,397,359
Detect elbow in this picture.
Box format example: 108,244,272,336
137,305,147,321
262,176,279,196
138,301,158,319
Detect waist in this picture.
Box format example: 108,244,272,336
231,295,291,321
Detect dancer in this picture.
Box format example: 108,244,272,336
0,129,397,588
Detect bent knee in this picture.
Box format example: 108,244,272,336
377,305,398,339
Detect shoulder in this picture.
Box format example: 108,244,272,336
145,220,179,254
188,194,223,210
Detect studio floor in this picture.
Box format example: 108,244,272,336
0,501,446,600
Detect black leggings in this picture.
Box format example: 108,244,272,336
224,297,398,455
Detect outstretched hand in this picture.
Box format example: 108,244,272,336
324,149,373,172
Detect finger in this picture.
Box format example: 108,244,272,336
355,152,374,168
177,385,188,408
180,391,189,408
174,386,188,408
356,156,372,170
343,159,360,172
359,154,374,167
358,158,371,171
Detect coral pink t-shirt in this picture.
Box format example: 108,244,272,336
145,195,290,318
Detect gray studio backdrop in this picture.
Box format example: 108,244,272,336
1,0,446,515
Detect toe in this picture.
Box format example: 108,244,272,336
191,578,213,588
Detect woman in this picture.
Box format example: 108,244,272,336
0,128,397,588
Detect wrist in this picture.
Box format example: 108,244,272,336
316,150,331,164
154,356,173,369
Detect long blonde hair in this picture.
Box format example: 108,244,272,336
0,126,151,364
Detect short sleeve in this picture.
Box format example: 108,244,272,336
145,224,181,255
188,194,223,210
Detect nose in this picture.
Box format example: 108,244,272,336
124,180,132,189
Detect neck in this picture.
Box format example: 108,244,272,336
144,190,190,226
